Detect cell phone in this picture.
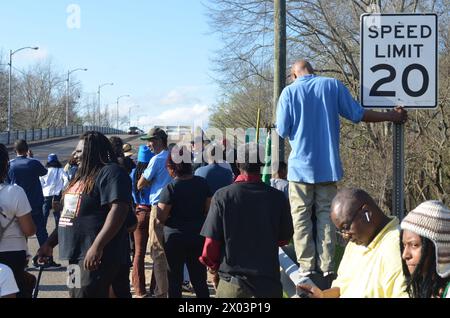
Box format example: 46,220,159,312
296,276,317,298
296,285,313,298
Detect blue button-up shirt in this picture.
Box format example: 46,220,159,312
276,75,365,184
142,150,172,205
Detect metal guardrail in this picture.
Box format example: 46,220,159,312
0,125,125,145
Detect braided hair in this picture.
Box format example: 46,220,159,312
400,232,448,298
66,131,117,195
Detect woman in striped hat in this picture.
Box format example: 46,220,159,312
400,200,450,298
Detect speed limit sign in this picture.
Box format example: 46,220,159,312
361,13,437,108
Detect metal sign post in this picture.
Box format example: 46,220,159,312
393,123,405,220
361,13,437,219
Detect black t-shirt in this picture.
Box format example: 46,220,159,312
58,163,132,263
200,182,293,297
159,176,212,235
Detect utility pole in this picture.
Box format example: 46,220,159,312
274,0,286,162
8,46,39,132
67,68,87,127
97,83,114,127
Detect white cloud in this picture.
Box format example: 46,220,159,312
160,86,202,106
120,84,216,130
136,104,209,130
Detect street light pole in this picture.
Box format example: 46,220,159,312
8,51,12,132
97,83,114,127
66,68,88,127
7,46,39,132
116,95,130,130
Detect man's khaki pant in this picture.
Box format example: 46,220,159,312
149,206,168,298
289,182,337,274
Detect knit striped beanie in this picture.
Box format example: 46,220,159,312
401,200,450,278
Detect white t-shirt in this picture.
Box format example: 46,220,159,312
0,183,32,252
0,263,19,297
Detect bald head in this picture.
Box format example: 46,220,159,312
331,188,375,222
291,60,315,80
331,188,389,246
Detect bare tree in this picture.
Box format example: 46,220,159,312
207,0,450,208
0,56,84,130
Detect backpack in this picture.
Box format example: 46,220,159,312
0,210,16,241
0,185,15,241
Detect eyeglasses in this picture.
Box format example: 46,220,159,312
336,204,365,237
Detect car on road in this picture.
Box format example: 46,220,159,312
127,127,141,135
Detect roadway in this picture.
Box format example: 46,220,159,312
24,134,213,298
25,134,142,298
8,134,142,165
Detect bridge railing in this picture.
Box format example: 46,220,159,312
0,125,125,145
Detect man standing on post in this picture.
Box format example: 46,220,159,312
7,140,59,268
276,60,408,284
137,128,172,298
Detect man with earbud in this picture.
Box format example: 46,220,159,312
276,60,408,287
297,188,407,298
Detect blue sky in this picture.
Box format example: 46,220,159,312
0,0,219,130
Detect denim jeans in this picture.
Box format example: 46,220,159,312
43,195,61,231
31,205,48,246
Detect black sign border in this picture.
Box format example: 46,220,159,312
360,13,438,109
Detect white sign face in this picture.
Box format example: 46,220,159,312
361,14,437,108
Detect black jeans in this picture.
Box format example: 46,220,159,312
43,195,61,231
164,231,209,298
0,250,29,298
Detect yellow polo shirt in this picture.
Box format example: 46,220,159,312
332,217,407,298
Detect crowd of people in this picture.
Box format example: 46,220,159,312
0,59,449,299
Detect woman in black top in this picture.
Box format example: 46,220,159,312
36,132,132,298
157,146,211,298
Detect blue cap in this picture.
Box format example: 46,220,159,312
137,145,153,163
47,153,58,163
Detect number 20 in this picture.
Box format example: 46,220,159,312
369,63,429,97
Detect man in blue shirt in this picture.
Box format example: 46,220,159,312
137,128,172,298
195,144,233,195
8,140,47,246
276,60,408,284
